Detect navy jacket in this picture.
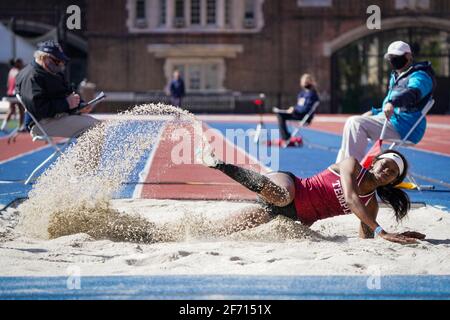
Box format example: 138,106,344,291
15,61,71,127
170,78,186,98
294,89,319,114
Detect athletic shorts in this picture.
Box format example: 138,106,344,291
256,171,298,220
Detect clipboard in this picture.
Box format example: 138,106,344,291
73,91,106,112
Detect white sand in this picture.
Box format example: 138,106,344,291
0,199,449,276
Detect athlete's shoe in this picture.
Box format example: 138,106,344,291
195,145,220,168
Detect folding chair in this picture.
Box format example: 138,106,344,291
366,98,434,191
386,98,435,150
15,94,75,184
287,101,320,141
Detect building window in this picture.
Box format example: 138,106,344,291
395,0,430,10
243,0,255,28
135,0,147,28
169,61,223,92
159,0,166,26
297,0,332,7
225,0,232,26
174,0,185,27
136,0,146,18
191,0,201,25
206,0,217,25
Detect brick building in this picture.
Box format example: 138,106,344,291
1,0,450,113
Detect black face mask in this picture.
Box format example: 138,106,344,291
45,57,65,74
388,55,408,70
304,84,313,90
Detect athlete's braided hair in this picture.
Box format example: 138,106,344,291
373,150,411,221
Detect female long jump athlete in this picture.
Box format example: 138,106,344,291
205,149,425,244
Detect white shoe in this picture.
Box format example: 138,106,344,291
195,145,219,167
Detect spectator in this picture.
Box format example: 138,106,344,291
336,41,436,163
275,73,320,140
15,40,99,138
169,69,186,108
1,58,25,132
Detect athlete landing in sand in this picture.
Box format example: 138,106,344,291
203,149,425,244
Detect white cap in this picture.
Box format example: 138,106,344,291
384,41,411,59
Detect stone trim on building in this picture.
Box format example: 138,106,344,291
126,0,265,33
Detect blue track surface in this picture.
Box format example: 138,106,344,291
1,275,449,299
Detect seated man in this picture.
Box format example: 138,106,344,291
336,41,436,163
274,73,319,141
15,40,99,138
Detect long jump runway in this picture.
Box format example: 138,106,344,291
0,114,449,299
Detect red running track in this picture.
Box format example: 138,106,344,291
138,122,268,201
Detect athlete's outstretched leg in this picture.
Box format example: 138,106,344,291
209,160,295,207
216,205,272,235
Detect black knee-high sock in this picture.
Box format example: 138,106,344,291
211,161,271,193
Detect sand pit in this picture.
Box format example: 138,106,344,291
0,199,449,277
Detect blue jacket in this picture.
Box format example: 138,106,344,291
170,78,185,98
372,61,435,143
294,89,319,114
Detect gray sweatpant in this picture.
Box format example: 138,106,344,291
336,114,401,163
31,113,100,139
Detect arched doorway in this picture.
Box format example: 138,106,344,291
329,20,450,114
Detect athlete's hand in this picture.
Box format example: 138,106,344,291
380,232,418,244
399,231,426,240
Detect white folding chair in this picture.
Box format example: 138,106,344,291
15,94,74,184
387,98,435,150
287,101,320,140
386,98,435,191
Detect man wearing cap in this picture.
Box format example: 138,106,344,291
336,41,436,163
15,40,100,138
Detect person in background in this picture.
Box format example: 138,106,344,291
1,58,25,132
274,73,320,141
336,41,436,163
169,69,186,108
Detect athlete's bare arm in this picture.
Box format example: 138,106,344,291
337,157,380,232
337,158,419,244
359,196,378,239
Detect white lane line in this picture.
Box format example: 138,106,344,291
132,122,166,199
205,124,271,174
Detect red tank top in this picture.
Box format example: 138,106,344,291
293,167,375,226
7,67,19,96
